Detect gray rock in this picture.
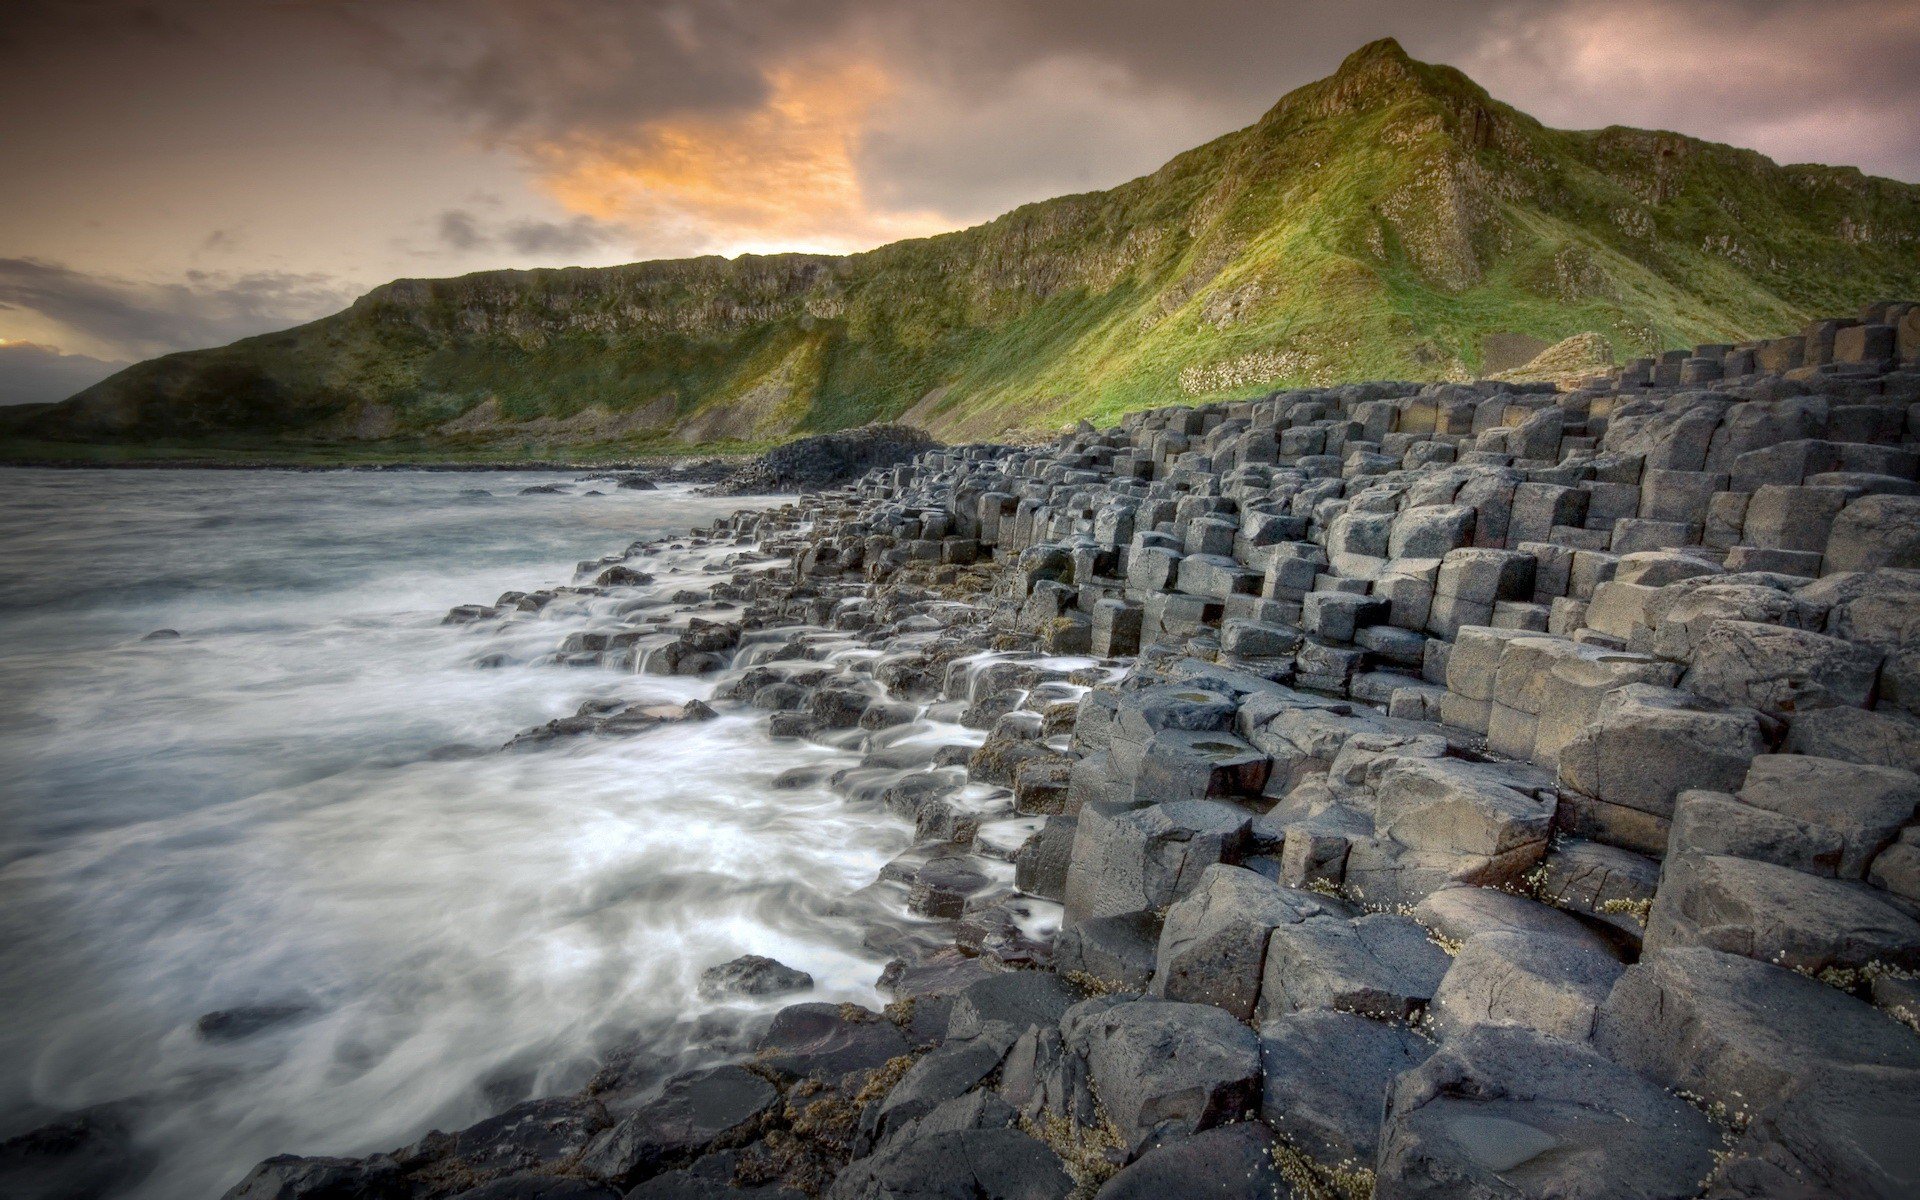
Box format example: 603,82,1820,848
825,1128,1072,1200
1643,851,1920,975
1258,1009,1430,1168
1257,912,1452,1022
1825,494,1920,573
1557,684,1766,818
1783,705,1920,774
1152,865,1343,1018
698,955,814,999
1429,931,1624,1042
574,1067,775,1187
1593,947,1920,1118
1682,619,1882,713
1064,999,1262,1157
1667,789,1844,877
946,972,1083,1041
1738,754,1920,879
1091,1122,1285,1200
1063,800,1254,922
1376,1025,1721,1200
1054,911,1161,992
872,1027,1019,1147
1707,1065,1920,1200
1415,884,1618,958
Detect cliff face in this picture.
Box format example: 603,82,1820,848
25,39,1920,449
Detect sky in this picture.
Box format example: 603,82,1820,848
2,0,1917,404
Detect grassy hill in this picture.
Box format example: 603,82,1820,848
13,38,1920,459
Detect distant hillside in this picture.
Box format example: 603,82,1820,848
17,38,1920,455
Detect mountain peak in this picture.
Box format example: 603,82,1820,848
1338,37,1412,71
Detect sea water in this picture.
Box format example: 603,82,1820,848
0,468,909,1198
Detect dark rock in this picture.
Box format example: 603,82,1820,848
573,1066,776,1187
1259,1009,1430,1168
0,1107,143,1200
1377,1025,1721,1200
824,1128,1071,1200
756,1003,910,1082
1063,999,1261,1157
697,955,814,999
196,1004,310,1042
1091,1122,1284,1200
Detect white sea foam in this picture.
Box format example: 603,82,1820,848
0,469,912,1199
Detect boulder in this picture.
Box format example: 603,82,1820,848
825,1128,1072,1200
1091,1122,1283,1200
698,956,814,999
1376,1026,1721,1200
1257,912,1451,1023
1064,999,1262,1157
945,973,1083,1041
1557,684,1766,818
1152,865,1347,1019
1428,931,1624,1042
1063,800,1254,922
1593,947,1920,1116
1708,1065,1920,1200
1682,620,1882,712
1258,1010,1430,1168
1643,852,1920,975
1738,754,1920,879
1825,494,1920,573
1054,911,1162,991
755,1004,911,1082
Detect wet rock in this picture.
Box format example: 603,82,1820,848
222,1154,403,1200
574,1066,777,1187
946,972,1083,1041
196,1004,310,1042
0,1107,143,1200
698,955,815,999
756,1004,911,1082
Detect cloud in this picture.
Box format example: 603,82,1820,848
529,54,953,256
429,208,629,259
1458,0,1920,183
0,340,130,406
436,209,490,252
0,258,357,360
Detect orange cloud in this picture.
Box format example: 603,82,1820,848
530,56,956,258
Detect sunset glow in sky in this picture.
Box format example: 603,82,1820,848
2,0,1916,402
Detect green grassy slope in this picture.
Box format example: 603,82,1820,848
15,39,1920,455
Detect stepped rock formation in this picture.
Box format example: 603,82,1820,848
115,311,1915,1200
14,38,1920,452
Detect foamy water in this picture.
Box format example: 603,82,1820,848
0,468,912,1199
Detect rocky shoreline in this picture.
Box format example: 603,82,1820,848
13,305,1920,1199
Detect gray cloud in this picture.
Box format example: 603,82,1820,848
0,258,357,361
436,209,489,252
430,209,627,259
0,341,130,406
